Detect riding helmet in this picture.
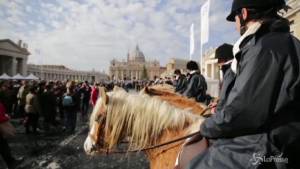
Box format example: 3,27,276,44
227,0,286,22
215,43,234,62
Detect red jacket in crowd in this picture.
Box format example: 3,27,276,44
90,87,99,106
0,102,9,123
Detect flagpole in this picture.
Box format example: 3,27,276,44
190,23,194,61
200,43,203,71
200,0,210,74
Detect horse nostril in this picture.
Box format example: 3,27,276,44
91,144,98,152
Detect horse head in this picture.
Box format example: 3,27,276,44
84,86,109,155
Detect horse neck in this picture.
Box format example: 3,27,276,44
106,91,200,150
145,119,202,169
126,107,198,149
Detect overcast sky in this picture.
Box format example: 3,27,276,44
0,0,239,73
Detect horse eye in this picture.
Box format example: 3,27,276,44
95,115,103,123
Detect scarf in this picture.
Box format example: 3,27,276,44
231,22,262,73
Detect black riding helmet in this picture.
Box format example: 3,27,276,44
215,43,234,62
227,0,286,22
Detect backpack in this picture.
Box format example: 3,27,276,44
62,95,73,107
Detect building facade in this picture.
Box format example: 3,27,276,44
285,0,300,39
202,49,219,97
0,39,30,76
201,48,219,80
27,64,108,82
161,58,189,77
109,45,162,80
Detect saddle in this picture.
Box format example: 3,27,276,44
174,134,210,169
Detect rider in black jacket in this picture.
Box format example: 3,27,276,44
174,69,187,94
182,61,207,102
188,0,300,169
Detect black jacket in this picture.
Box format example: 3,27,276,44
175,74,187,93
188,19,300,169
183,72,207,101
215,68,236,114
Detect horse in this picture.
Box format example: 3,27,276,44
84,87,205,169
139,85,210,116
146,84,176,93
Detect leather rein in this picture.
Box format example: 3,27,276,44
95,131,202,154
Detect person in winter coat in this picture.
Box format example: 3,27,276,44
63,81,80,134
188,0,300,169
90,82,100,107
0,97,23,169
209,44,235,114
24,86,39,134
40,84,56,131
182,61,207,102
79,81,91,121
174,69,187,94
16,81,28,118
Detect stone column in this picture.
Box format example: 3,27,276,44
22,58,28,76
136,71,138,80
11,57,18,76
205,63,208,77
211,63,215,80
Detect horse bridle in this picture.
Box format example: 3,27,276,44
89,105,108,152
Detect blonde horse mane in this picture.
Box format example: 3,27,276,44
90,88,203,150
140,86,207,115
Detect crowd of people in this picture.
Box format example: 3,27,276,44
0,80,119,135
0,79,107,168
2,0,300,168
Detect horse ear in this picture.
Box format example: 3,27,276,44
113,86,125,92
99,87,109,105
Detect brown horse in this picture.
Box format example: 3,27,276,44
139,85,210,116
84,87,205,169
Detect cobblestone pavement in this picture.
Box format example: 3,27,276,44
1,120,149,169
1,90,149,169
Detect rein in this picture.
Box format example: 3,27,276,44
199,106,213,116
93,131,201,154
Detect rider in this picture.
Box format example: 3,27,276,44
188,0,300,168
182,61,207,103
174,69,187,94
209,43,235,114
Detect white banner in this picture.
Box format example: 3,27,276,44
190,23,195,60
201,0,210,45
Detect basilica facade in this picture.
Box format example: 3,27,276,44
109,45,163,80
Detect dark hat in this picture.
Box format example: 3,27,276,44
215,43,234,61
227,0,286,22
174,69,181,75
186,61,199,71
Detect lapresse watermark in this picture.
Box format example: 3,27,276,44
250,153,288,166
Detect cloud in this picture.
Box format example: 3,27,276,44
0,0,238,72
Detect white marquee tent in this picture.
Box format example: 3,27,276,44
25,74,39,80
0,73,11,80
12,73,26,80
